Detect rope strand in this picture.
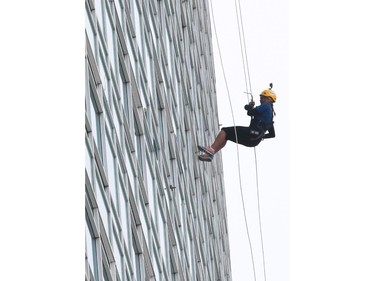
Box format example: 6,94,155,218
234,0,253,101
238,0,253,97
209,2,268,281
254,147,267,281
234,0,249,96
209,1,257,281
234,0,268,279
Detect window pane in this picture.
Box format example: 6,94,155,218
90,87,103,156
99,49,109,96
96,173,109,233
118,177,130,246
105,5,116,70
85,221,98,279
86,141,93,184
113,103,122,140
105,132,117,200
85,4,96,49
113,231,123,280
120,68,130,121
124,146,135,195
95,0,103,29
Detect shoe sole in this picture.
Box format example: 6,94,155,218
198,155,213,162
197,145,214,156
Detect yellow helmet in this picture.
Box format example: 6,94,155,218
260,89,277,102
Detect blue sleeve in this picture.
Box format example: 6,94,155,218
248,104,266,116
255,104,268,113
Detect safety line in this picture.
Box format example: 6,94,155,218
209,1,269,281
234,0,268,279
253,147,267,281
208,1,257,281
234,0,253,101
234,0,249,96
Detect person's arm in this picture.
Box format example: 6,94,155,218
245,102,263,117
263,124,275,139
247,107,259,116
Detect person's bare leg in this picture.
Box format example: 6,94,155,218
210,129,227,153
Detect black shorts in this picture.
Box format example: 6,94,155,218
222,126,262,147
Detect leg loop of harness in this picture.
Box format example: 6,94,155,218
249,130,264,141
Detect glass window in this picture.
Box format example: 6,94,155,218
86,140,93,185
118,175,130,247
103,265,110,281
190,235,195,277
119,66,130,121
125,270,132,281
175,179,182,227
105,130,117,201
113,230,124,280
174,71,180,115
85,3,96,50
124,145,136,195
113,101,122,142
158,109,164,147
96,172,110,233
134,114,143,176
95,0,104,29
149,8,158,45
104,91,114,132
152,246,160,281
105,4,116,70
99,48,109,96
132,232,142,280
156,200,163,242
145,160,154,214
115,0,124,11
157,198,168,263
90,87,103,156
169,45,175,87
126,26,137,71
133,0,142,49
170,256,177,281
139,204,149,249
146,43,155,99
85,220,98,280
139,72,148,108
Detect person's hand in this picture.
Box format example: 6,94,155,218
244,101,255,110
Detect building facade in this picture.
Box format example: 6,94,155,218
85,0,231,281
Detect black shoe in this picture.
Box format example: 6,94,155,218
198,154,213,162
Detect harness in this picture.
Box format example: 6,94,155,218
249,119,273,140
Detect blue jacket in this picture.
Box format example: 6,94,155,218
247,103,275,138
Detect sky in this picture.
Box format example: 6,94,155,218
209,1,290,281
210,1,375,281
1,1,375,281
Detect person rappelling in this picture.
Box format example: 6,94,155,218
197,85,277,162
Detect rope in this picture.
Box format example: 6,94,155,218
234,0,268,279
254,148,267,281
234,0,249,96
208,1,257,281
234,0,253,101
209,1,268,281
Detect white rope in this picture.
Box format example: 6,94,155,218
208,1,257,281
254,147,267,281
209,1,269,281
234,0,268,279
234,0,253,101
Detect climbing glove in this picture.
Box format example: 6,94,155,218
244,101,255,111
